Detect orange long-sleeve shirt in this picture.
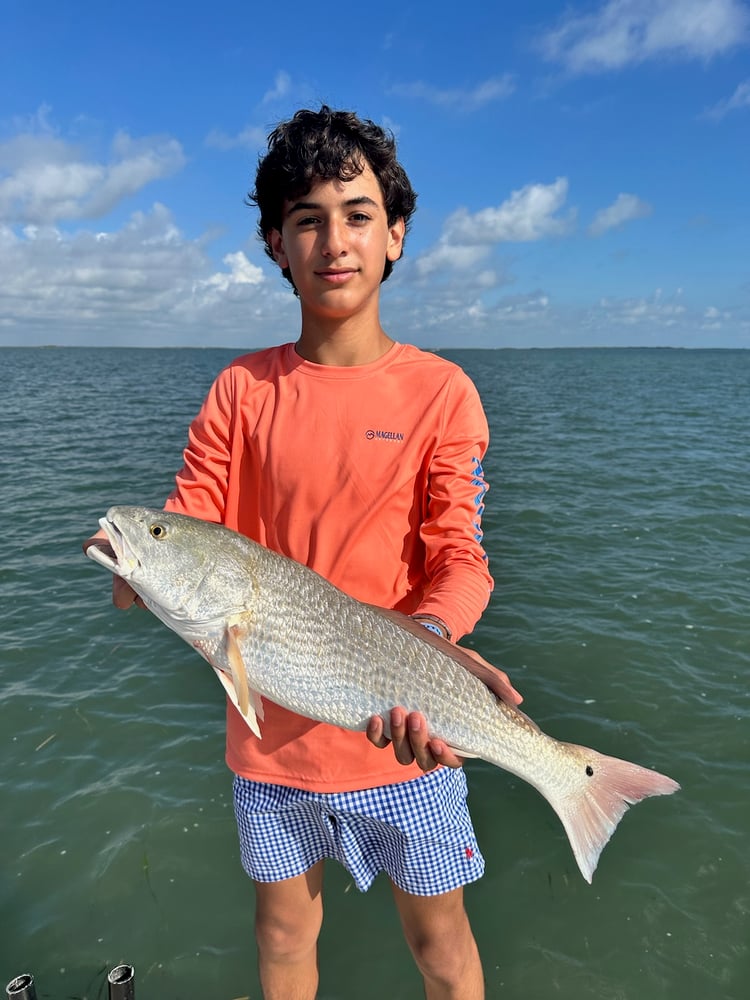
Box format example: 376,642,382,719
165,341,493,791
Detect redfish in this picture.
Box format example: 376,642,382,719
86,506,679,882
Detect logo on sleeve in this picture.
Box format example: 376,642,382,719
471,456,487,544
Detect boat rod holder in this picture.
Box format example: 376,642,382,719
5,975,36,1000
107,964,135,1000
5,965,135,999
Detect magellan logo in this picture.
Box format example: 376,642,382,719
365,429,404,442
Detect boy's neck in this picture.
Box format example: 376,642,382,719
295,320,395,367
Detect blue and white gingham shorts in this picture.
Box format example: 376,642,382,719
232,767,485,896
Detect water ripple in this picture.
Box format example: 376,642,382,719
2,347,748,998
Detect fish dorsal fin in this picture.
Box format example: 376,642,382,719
215,618,265,739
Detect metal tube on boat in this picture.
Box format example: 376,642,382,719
5,974,37,1000
107,964,135,1000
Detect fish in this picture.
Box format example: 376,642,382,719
86,505,679,883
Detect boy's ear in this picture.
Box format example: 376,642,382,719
268,229,288,269
386,217,406,262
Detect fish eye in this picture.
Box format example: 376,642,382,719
149,522,168,539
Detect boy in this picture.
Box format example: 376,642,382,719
86,106,520,999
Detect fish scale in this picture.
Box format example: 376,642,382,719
247,599,494,739
86,505,680,883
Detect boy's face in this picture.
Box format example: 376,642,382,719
268,163,405,322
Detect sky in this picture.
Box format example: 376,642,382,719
1,0,749,349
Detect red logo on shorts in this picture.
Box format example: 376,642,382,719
465,847,474,859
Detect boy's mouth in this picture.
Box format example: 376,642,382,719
315,267,358,282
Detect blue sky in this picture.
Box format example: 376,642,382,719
1,0,749,348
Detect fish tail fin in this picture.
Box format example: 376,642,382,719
545,745,680,883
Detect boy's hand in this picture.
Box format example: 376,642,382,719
82,531,144,609
458,648,522,706
365,649,522,771
367,709,465,771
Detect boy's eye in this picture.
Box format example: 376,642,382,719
349,212,370,223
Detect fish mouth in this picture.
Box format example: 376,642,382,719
85,512,139,578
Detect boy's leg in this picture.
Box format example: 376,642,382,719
391,882,484,1000
254,862,325,1000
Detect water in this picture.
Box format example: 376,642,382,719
1,346,748,999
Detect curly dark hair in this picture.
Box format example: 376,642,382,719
248,106,417,289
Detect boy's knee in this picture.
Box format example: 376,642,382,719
255,906,322,963
402,908,480,986
410,934,471,984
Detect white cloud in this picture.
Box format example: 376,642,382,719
701,304,732,329
415,242,491,278
493,292,551,323
190,250,264,301
262,70,293,104
389,75,516,111
0,106,742,350
382,282,552,345
0,125,185,224
597,287,686,326
205,69,311,150
446,178,575,244
381,273,749,348
205,124,267,150
416,178,575,279
1,205,198,320
538,0,750,74
588,192,652,236
0,203,297,343
703,78,750,119
2,202,742,348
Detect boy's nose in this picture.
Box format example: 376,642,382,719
321,219,347,257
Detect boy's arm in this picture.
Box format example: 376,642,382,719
163,367,234,521
414,368,495,641
368,369,521,769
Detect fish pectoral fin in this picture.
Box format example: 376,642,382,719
213,665,264,740
219,619,265,739
225,622,250,716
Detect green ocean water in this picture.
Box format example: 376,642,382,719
1,346,748,999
